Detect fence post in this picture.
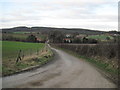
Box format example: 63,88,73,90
16,49,22,63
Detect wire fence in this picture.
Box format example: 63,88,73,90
3,44,50,65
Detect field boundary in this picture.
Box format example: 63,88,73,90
3,54,54,77
2,44,55,77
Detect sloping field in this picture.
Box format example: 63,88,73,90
2,41,47,76
2,41,45,60
87,35,114,41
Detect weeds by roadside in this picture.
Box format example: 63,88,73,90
2,44,54,76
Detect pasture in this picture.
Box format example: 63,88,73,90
3,33,27,40
3,32,47,41
2,41,45,60
13,32,31,34
2,41,54,76
87,35,114,41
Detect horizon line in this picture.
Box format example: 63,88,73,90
1,25,118,32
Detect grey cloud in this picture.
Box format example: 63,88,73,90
1,0,118,30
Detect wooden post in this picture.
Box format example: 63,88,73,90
16,50,22,63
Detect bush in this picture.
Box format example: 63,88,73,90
82,37,98,44
73,38,82,43
26,35,37,42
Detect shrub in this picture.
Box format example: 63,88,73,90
26,35,37,42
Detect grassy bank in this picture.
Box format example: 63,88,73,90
2,41,54,76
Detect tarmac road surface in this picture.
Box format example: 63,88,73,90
2,46,117,88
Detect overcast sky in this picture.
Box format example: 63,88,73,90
0,0,118,31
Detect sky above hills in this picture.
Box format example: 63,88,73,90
0,0,118,31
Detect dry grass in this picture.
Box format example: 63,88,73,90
2,45,54,76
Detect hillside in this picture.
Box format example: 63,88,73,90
2,26,105,35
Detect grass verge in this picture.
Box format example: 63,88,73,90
52,45,118,83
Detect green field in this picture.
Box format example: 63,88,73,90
3,33,28,40
2,41,54,76
3,33,47,41
13,32,31,34
3,41,45,60
87,35,114,41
